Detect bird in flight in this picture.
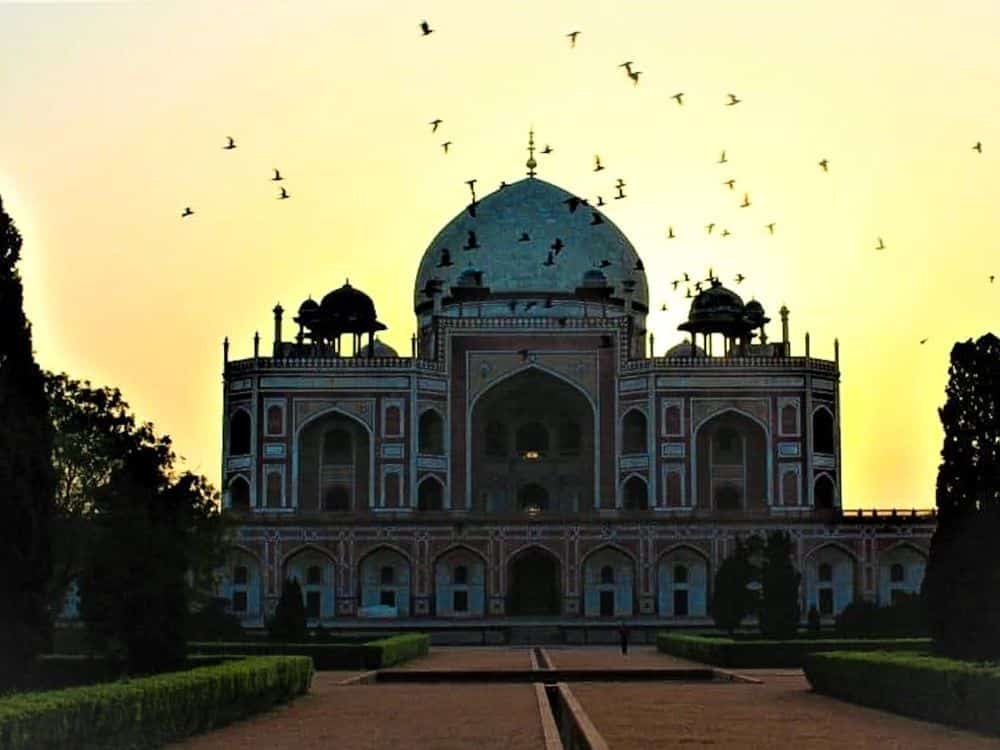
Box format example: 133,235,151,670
438,248,453,267
735,273,746,284
591,211,604,226
682,272,690,282
723,179,735,190
876,237,885,250
685,288,693,298
618,61,634,71
498,181,508,190
819,158,829,172
766,222,776,234
223,136,236,150
661,303,668,312
518,232,530,242
694,281,703,292
181,207,194,218
671,92,684,105
920,338,929,345
671,279,680,290
667,226,675,239
564,196,587,213
420,20,434,35
721,229,732,237
465,178,477,201
614,180,627,200
596,196,606,206
541,144,553,154
543,251,555,266
441,141,452,154
726,93,741,106
551,238,565,254
718,150,728,164
272,169,284,181
464,230,480,250
628,69,642,86
740,193,751,208
973,141,983,153
567,31,581,47
278,187,290,200
634,258,644,271
429,119,442,132
594,155,605,172
990,275,995,283
705,223,715,235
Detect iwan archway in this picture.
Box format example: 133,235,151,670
507,546,561,616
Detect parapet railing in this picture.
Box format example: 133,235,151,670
623,355,839,374
226,356,444,373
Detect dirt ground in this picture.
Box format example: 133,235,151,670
573,673,1000,750
543,645,701,669
172,676,543,750
398,646,534,669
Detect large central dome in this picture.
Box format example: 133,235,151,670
413,178,649,311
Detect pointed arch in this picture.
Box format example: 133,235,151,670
433,545,488,617
417,474,445,510
621,407,648,454
657,544,710,617
693,407,772,510
812,405,835,454
293,405,374,512
581,544,636,617
620,473,649,510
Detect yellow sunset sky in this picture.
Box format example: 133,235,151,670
2,1,997,508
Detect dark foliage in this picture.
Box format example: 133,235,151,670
807,606,821,633
758,531,802,639
924,333,1000,660
835,593,927,638
709,537,760,635
0,196,56,679
268,578,308,642
186,597,245,642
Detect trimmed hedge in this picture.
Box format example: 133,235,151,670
13,655,233,692
0,656,312,750
657,632,931,668
805,651,1000,735
190,633,430,670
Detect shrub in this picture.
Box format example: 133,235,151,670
0,656,312,749
835,594,927,637
268,579,307,642
758,531,801,639
186,597,245,642
190,633,430,670
805,651,1000,735
710,537,760,634
368,634,430,667
807,606,821,633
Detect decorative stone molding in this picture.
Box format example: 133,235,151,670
691,397,769,431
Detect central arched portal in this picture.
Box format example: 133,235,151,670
471,367,595,514
508,548,561,616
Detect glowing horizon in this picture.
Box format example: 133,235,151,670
3,0,998,507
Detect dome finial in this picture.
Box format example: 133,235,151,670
526,128,537,177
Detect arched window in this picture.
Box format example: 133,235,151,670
266,405,283,435
558,421,582,455
782,471,799,507
665,471,682,508
715,483,741,511
814,475,835,509
600,565,615,585
674,564,688,584
485,421,508,457
266,471,282,508
623,476,648,510
306,565,322,586
622,410,647,454
818,562,833,582
663,404,681,436
518,483,549,512
516,422,549,454
384,405,401,437
417,477,444,511
229,410,251,455
454,565,468,585
813,408,835,454
380,565,395,585
322,429,353,464
384,472,401,509
323,485,350,511
890,563,905,583
713,428,742,464
781,403,798,435
419,410,445,455
229,477,250,511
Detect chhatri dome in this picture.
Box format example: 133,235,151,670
413,176,649,313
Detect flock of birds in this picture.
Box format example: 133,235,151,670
178,16,993,345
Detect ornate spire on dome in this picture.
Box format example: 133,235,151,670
526,129,537,178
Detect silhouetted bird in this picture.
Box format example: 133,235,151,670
599,259,611,268
438,248,453,267
278,187,290,200
628,70,642,85
990,275,995,283
667,226,675,239
181,207,194,217
614,178,626,200
590,211,604,225
671,92,684,105
718,150,728,164
542,144,553,154
721,229,731,237
499,181,508,190
441,141,452,154
671,280,680,290
634,258,644,271
876,237,885,250
430,119,442,132
694,281,703,292
596,196,606,206
740,193,751,208
723,179,735,190
466,201,477,218
819,158,829,172
661,304,668,311
685,288,693,298
726,93,741,106
464,231,480,250
735,273,746,284
420,20,434,35
705,223,715,234
465,178,477,202
973,141,983,153
682,273,690,282
272,169,283,181
223,136,236,150
594,155,605,172
564,196,586,213
920,338,929,344
518,232,530,242
766,222,776,234
567,31,581,47
618,61,634,71
551,238,565,254
543,252,555,266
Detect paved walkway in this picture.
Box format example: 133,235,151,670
170,647,1000,749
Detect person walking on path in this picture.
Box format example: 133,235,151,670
618,621,630,656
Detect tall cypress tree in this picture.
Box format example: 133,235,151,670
923,333,1000,659
0,195,55,678
758,531,801,639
